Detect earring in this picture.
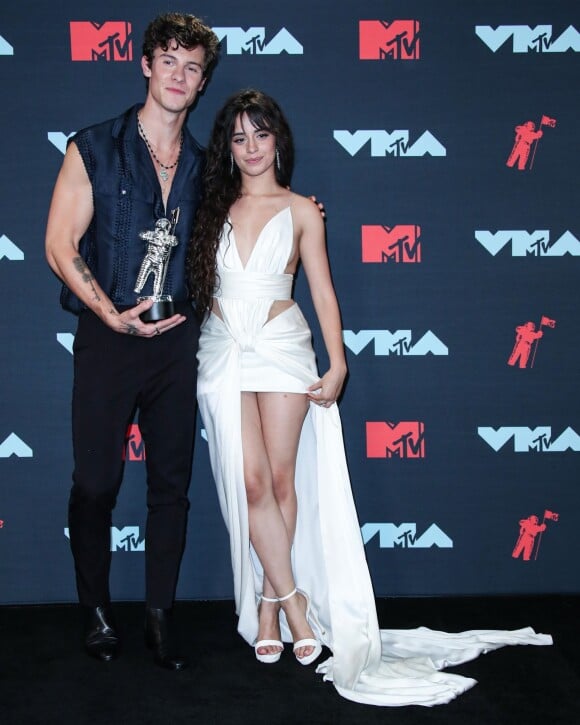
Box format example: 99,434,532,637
230,153,234,175
275,148,280,171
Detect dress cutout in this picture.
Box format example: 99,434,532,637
196,206,552,707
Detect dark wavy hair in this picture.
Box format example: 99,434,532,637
142,13,219,72
188,89,294,316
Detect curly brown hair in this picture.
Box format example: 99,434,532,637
142,12,219,72
187,89,294,317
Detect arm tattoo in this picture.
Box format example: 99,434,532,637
124,323,139,336
72,256,101,302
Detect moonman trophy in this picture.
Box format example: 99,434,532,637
135,207,180,322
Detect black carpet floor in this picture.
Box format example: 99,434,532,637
1,595,579,725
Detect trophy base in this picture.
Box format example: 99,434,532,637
137,296,175,323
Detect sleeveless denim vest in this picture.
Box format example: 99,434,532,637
60,105,204,313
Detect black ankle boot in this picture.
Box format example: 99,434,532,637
144,607,188,671
84,606,120,662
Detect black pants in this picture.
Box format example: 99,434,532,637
68,306,200,608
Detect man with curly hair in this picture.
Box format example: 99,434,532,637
45,13,219,670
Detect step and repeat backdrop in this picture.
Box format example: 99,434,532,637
1,1,578,604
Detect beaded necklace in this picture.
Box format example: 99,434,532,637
137,113,183,183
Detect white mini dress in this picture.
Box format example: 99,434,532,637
196,205,551,707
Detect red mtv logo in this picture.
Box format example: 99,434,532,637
123,424,146,461
362,225,421,263
70,21,132,61
359,21,420,60
366,422,425,458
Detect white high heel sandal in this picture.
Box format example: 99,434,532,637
278,588,322,666
254,594,284,664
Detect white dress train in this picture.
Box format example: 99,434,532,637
196,206,552,707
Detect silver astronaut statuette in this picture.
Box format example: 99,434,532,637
134,207,180,322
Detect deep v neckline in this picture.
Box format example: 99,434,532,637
230,206,291,270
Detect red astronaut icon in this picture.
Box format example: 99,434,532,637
512,515,546,561
506,121,543,171
508,322,543,369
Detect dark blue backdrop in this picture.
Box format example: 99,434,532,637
1,1,578,603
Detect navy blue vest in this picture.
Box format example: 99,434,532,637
61,105,204,312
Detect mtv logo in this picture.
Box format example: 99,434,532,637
65,526,145,551
361,523,453,548
0,433,33,458
359,20,420,60
334,130,446,157
213,27,303,55
366,421,425,458
0,33,14,55
70,21,132,61
343,330,447,356
47,132,76,155
362,225,421,263
0,235,24,261
123,424,146,461
475,230,580,257
111,526,145,551
475,24,579,53
478,426,580,453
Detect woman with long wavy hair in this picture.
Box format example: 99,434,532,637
186,89,551,706
189,88,345,668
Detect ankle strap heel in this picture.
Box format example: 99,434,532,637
277,588,297,602
261,594,280,603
